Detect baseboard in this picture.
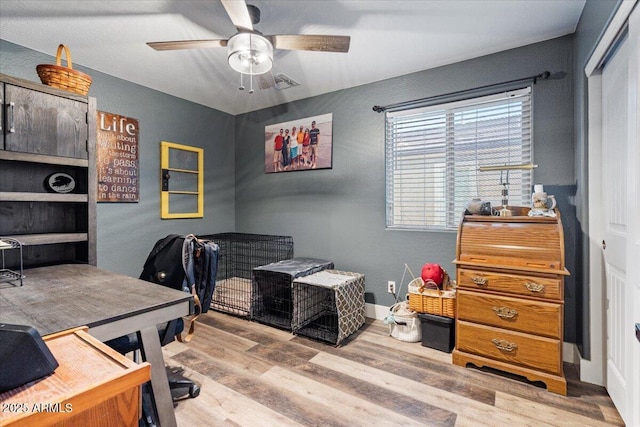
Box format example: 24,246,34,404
579,356,605,386
365,302,389,321
367,302,579,365
563,342,580,364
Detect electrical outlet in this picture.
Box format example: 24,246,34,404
387,280,396,294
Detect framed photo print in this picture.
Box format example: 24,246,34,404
264,113,333,173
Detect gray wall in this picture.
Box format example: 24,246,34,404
234,36,578,337
0,40,236,278
572,0,622,358
1,0,619,350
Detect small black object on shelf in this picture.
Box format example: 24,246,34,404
44,172,76,193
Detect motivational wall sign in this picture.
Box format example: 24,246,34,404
96,111,139,202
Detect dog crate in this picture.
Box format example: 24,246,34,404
292,270,365,345
252,258,334,330
201,233,293,317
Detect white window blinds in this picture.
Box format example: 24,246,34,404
385,87,532,230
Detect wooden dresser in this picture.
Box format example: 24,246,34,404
452,207,569,395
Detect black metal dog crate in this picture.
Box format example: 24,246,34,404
201,233,293,317
252,258,334,330
292,270,365,345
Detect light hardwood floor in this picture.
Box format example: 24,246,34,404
163,311,624,427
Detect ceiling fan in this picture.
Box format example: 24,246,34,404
147,0,351,93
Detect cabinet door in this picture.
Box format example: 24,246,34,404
3,84,88,159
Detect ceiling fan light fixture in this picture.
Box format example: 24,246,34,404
227,32,273,75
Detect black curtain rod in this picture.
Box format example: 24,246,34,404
372,70,566,113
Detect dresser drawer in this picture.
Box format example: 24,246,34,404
457,268,562,300
457,290,562,338
456,320,562,374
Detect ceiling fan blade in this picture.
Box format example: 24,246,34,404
147,39,228,51
221,0,253,32
269,35,350,53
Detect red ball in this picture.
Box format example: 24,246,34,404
421,263,445,287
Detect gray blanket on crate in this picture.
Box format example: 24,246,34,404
253,257,334,280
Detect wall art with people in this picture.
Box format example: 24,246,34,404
264,113,333,173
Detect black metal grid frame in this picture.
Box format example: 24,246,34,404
293,284,339,343
252,258,334,330
292,270,365,345
201,233,293,317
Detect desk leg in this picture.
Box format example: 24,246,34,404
138,326,177,427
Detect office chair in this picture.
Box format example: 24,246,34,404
107,234,218,426
106,319,199,427
106,317,200,398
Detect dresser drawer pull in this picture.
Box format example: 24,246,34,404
524,282,545,293
491,338,518,352
492,306,518,319
471,276,487,286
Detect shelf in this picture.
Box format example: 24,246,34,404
1,73,97,268
0,237,24,286
463,215,558,223
0,150,89,167
463,207,559,223
0,72,90,103
0,191,88,202
0,269,23,282
2,233,88,246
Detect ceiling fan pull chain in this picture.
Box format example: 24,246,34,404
239,73,245,91
249,63,254,94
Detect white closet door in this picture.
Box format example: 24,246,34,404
601,5,640,425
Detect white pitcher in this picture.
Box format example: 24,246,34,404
532,185,556,210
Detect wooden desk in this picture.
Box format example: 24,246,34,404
0,264,193,427
0,328,150,427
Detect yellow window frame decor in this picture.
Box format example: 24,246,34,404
160,141,204,219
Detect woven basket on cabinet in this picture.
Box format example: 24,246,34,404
36,44,92,96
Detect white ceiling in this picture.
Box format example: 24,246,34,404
0,0,585,115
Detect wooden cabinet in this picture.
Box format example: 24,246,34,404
2,82,89,158
0,73,96,268
0,328,150,427
452,207,569,395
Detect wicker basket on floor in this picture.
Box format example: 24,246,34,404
407,274,456,318
36,44,92,96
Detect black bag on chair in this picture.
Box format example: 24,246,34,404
139,234,219,338
139,234,186,290
108,234,218,426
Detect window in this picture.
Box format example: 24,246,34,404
160,141,204,219
385,87,532,231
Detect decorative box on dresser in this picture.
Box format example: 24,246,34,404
0,73,96,268
452,206,570,395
